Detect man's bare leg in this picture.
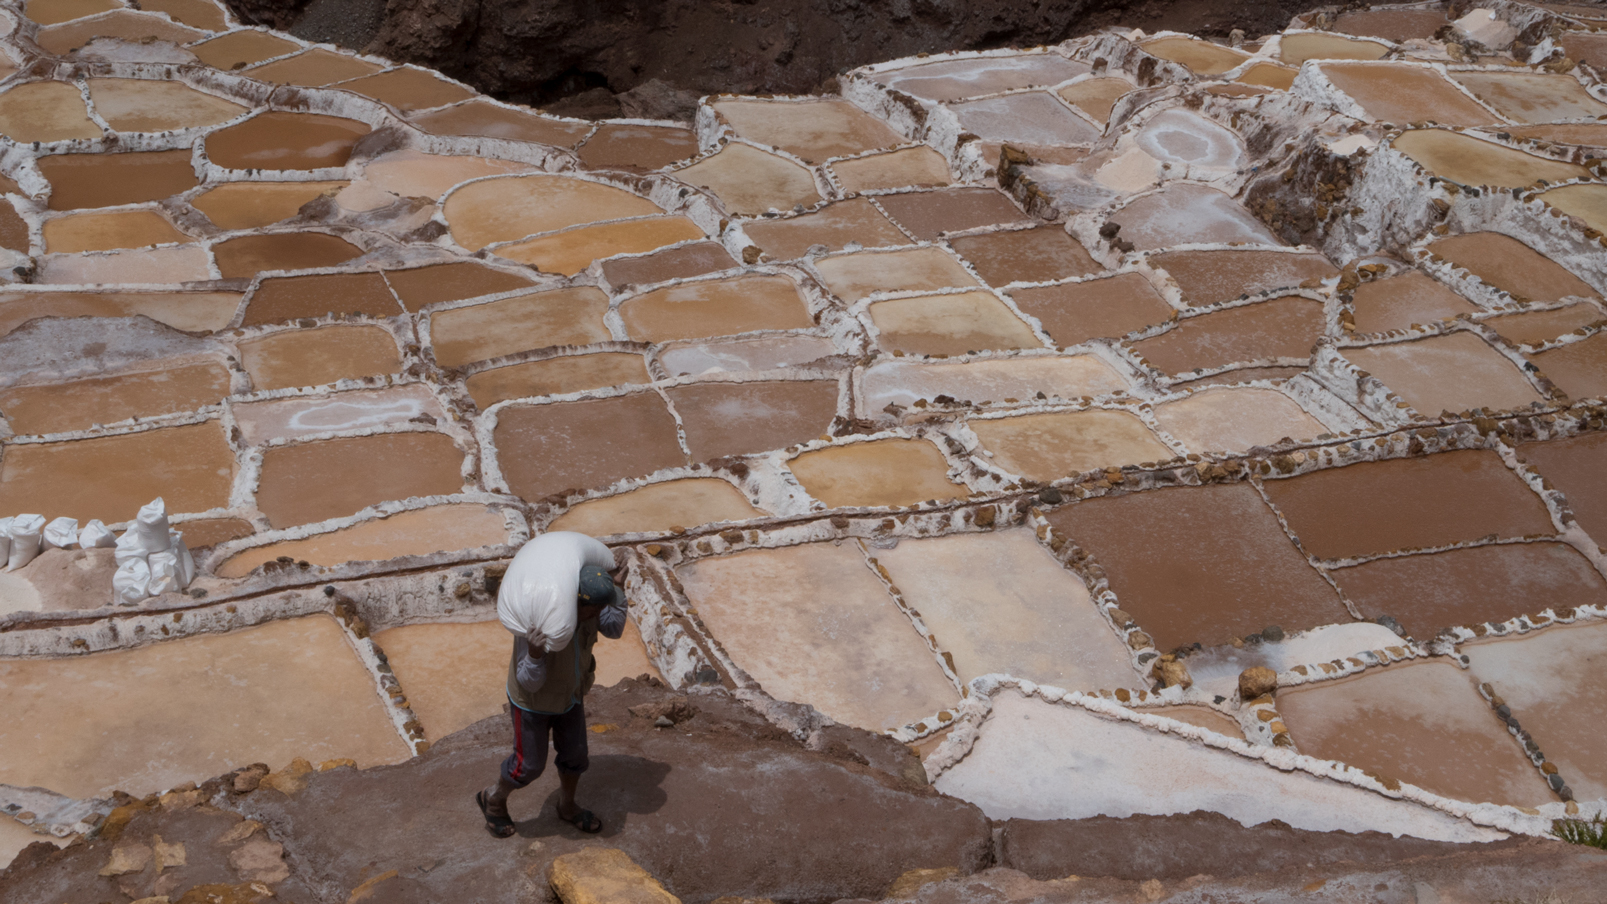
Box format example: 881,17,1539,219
556,770,582,821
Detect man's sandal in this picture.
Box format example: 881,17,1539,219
476,790,517,838
559,807,603,834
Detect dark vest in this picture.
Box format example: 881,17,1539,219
506,617,598,714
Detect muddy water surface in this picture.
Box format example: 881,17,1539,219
409,99,593,147
212,232,365,278
493,392,687,501
971,408,1173,482
383,261,536,312
0,290,241,336
742,198,910,260
620,274,813,343
238,324,400,390
1429,232,1600,304
1319,63,1499,127
1151,249,1336,308
443,174,662,251
41,209,191,253
1350,271,1478,334
1130,296,1323,374
577,124,698,171
665,379,840,460
1531,331,1607,400
713,98,903,164
675,143,820,216
206,112,371,170
255,431,465,528
0,358,230,435
86,79,247,132
869,290,1040,356
1393,130,1588,189
829,146,951,193
550,478,763,537
874,188,1030,241
1009,272,1173,347
242,272,401,325
949,225,1102,286
465,352,649,409
495,216,704,277
788,438,964,508
339,68,476,112
218,503,508,577
429,286,610,367
190,181,348,230
38,150,198,210
243,48,384,87
0,81,99,143
601,241,736,288
813,246,977,302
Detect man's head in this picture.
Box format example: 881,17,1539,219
576,564,617,619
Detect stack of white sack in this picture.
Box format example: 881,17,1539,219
497,531,614,653
1,513,117,571
112,498,194,605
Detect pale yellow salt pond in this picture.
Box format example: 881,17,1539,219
1056,77,1132,123
86,79,246,132
674,143,821,216
1392,130,1589,189
1235,63,1298,91
374,617,661,742
711,98,904,164
1538,183,1607,235
1451,71,1607,124
217,504,511,577
789,438,965,508
238,324,401,391
408,99,593,147
1344,331,1545,416
0,615,412,799
41,209,192,254
812,245,977,302
243,47,384,87
336,67,476,113
429,287,611,367
190,181,349,230
1139,36,1250,75
465,352,650,409
25,0,119,25
188,30,301,71
618,273,813,342
0,358,230,435
868,290,1041,356
549,478,764,536
0,80,100,143
1279,33,1390,64
970,408,1174,481
1154,386,1327,453
362,149,532,201
443,174,663,251
35,11,206,55
859,355,1132,414
493,215,705,277
829,146,951,193
676,542,958,731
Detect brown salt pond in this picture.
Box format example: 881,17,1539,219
442,173,663,251
1391,130,1589,189
1008,272,1175,347
41,209,192,253
658,334,838,376
868,290,1041,356
1260,449,1556,560
877,53,1089,102
254,431,465,528
1530,331,1607,400
0,80,100,143
1464,621,1607,801
576,123,698,171
1056,77,1132,123
1350,270,1479,334
205,111,372,171
1276,661,1553,807
664,379,840,460
242,48,385,87
428,286,610,367
859,355,1132,413
713,98,903,164
337,67,476,113
741,197,910,260
0,615,411,800
493,215,705,277
1427,232,1601,304
618,274,814,343
970,408,1174,481
0,289,241,336
678,542,958,731
230,384,445,445
34,10,206,55
1139,36,1250,75
788,438,964,508
948,225,1102,287
174,517,254,550
24,0,120,25
362,149,532,201
189,180,348,230
1504,122,1607,148
600,241,737,289
1452,71,1607,123
1344,331,1545,416
38,150,198,210
1333,7,1449,41
39,244,213,286
0,421,235,523
829,146,951,193
1330,541,1607,637
211,231,366,279
549,477,764,536
217,503,509,577
674,143,821,216
1046,482,1349,650
140,0,228,30
1151,249,1337,308
873,187,1031,241
241,272,403,325
1485,304,1605,346
492,392,687,501
382,260,536,312
1516,431,1607,544
409,99,593,147
465,352,649,409
813,246,977,302
1279,33,1390,64
1235,63,1298,91
1317,63,1499,128
0,358,230,435
1171,364,1312,389
1107,184,1282,250
1537,183,1607,236
86,78,247,132
1154,387,1327,454
1128,296,1324,375
873,528,1137,689
238,324,401,390
1147,706,1244,739
187,30,301,70
0,203,24,254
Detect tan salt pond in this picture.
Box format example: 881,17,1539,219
1349,332,1543,415
443,173,663,251
1147,706,1244,739
362,149,532,200
1008,272,1175,347
241,272,403,325
813,246,977,302
38,244,212,286
674,143,821,216
601,241,737,289
382,260,536,312
1317,63,1498,128
1530,331,1607,400
1333,7,1449,41
859,355,1132,413
429,286,610,367
0,421,235,523
409,99,593,147
238,324,401,391
1516,431,1607,542
1277,661,1552,807
869,290,1041,356
1503,122,1607,148
790,438,964,508
948,225,1102,287
190,180,348,230
336,67,476,113
465,352,649,409
713,98,904,164
230,384,444,445
664,379,841,461
0,80,100,143
877,53,1090,102
874,188,1031,241
0,358,230,435
1350,270,1479,334
1429,232,1600,304
255,431,465,528
576,123,698,171
39,149,198,210
217,503,509,577
1484,304,1605,346
1056,77,1132,123
971,408,1173,481
1129,296,1324,374
1153,387,1326,453
873,528,1137,689
242,47,384,86
741,197,910,260
1391,130,1589,189
676,542,958,731
492,392,687,502
0,615,411,799
619,274,814,343
24,0,120,25
829,146,951,193
86,78,246,132
1107,184,1282,250
949,91,1103,147
1280,33,1390,64
205,111,372,171
493,215,705,277
211,231,365,278
549,478,763,536
1235,63,1298,91
41,209,191,253
1140,36,1250,75
1537,183,1607,235
188,30,301,70
35,10,206,55
1151,249,1337,308
1451,71,1607,123
0,289,241,336
140,0,228,30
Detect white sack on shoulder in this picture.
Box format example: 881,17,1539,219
43,517,79,551
0,517,11,564
79,520,116,549
497,531,614,653
114,557,151,605
7,514,45,571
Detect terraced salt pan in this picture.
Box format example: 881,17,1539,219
1151,249,1337,308
1344,331,1545,416
664,380,840,461
658,335,837,377
1153,387,1328,454
1537,183,1607,235
338,68,476,113
0,615,411,799
442,174,663,251
948,91,1102,146
85,78,247,132
970,409,1174,482
1484,304,1604,346
1260,449,1556,561
142,0,227,30
465,352,650,410
788,439,965,508
382,261,537,312
188,30,300,70
1464,621,1607,801
1516,431,1607,544
1505,122,1607,148
1330,541,1607,637
1427,232,1601,304
1530,332,1607,400
829,146,951,193
1129,296,1325,375
876,53,1090,102
742,198,910,260
38,150,198,210
0,358,230,435
859,355,1132,413
601,242,736,288
576,123,698,171
231,384,445,445
549,478,763,537
947,225,1102,286
676,542,958,731
0,81,101,143
1451,71,1607,123
1008,272,1175,347
212,231,365,278
25,0,121,25
428,286,610,367
217,504,510,578
242,48,384,86
1317,63,1500,127
1134,109,1247,173
936,690,1500,841
238,324,401,391
492,392,687,502
40,209,192,253
713,98,904,164
362,149,533,200
872,528,1136,688
1350,271,1479,334
35,10,207,54
674,143,820,216
180,518,255,550
1391,130,1590,189
408,99,593,147
1181,622,1406,700
0,290,241,336
874,188,1031,241
38,243,213,285
1139,36,1250,75
813,246,977,301
1235,63,1298,90
205,111,371,171
619,274,814,342
1277,661,1553,807
1332,7,1449,41
189,180,349,230
241,272,403,325
492,215,706,277
1279,32,1390,64
868,290,1040,356
255,431,465,528
1055,77,1132,124
1107,184,1283,251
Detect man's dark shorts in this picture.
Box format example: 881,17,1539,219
500,700,590,788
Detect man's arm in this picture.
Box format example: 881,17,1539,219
514,633,548,693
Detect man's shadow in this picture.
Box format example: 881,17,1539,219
515,755,670,839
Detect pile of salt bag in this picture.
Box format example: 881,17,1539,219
1,513,119,572
497,531,614,653
112,498,194,605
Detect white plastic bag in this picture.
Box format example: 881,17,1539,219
0,517,11,565
131,498,172,554
43,517,79,551
114,526,146,567
113,557,151,605
79,520,116,549
497,531,614,653
147,550,181,597
6,514,45,571
168,530,194,587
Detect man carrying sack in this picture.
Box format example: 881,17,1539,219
476,531,628,837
